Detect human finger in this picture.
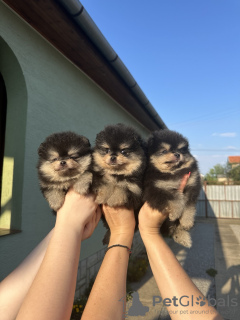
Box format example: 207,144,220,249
179,173,190,192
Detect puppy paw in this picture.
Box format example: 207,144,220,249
169,209,183,221
180,217,194,230
95,185,112,204
173,228,192,248
45,190,65,211
179,206,196,230
168,196,185,221
50,202,64,212
73,172,92,195
106,187,127,207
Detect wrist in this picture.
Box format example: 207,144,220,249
139,228,163,244
109,231,134,248
55,211,84,239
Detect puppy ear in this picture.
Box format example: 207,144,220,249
38,143,45,157
147,135,154,148
80,136,91,147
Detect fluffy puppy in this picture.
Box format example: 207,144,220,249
92,124,146,243
37,131,92,212
143,129,201,247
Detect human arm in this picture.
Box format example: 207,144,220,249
0,230,53,320
138,176,223,320
81,205,135,320
15,190,101,320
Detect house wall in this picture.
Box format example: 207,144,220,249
0,2,149,281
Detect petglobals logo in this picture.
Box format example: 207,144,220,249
152,294,238,308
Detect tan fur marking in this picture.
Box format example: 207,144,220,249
174,157,195,172
107,187,128,206
96,184,114,204
168,193,185,221
78,154,92,174
119,143,131,149
48,150,59,159
160,142,171,150
126,182,141,195
93,151,142,175
150,154,173,173
93,151,109,170
44,189,65,211
177,142,187,149
99,143,110,149
179,205,196,230
73,172,92,194
186,171,198,186
68,147,80,156
155,179,179,190
173,227,192,248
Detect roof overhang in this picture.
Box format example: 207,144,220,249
1,0,166,131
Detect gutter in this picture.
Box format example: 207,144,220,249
57,0,167,130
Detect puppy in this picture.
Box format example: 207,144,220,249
37,131,92,212
92,123,147,243
143,129,201,247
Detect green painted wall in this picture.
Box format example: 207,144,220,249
0,2,150,280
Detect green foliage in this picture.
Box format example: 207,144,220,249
228,165,240,182
71,297,87,320
204,162,240,184
205,163,226,182
127,255,149,283
71,253,149,319
206,268,218,277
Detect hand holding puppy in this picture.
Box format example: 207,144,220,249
102,205,135,247
139,174,190,237
57,189,101,240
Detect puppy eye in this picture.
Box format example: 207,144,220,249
105,148,110,154
121,149,129,156
69,155,79,160
51,158,58,163
161,150,168,155
179,147,188,153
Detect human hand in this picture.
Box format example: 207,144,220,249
139,173,190,237
101,205,136,246
57,189,101,239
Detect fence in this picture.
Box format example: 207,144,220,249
196,184,240,218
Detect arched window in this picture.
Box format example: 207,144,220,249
0,73,7,202
0,37,27,235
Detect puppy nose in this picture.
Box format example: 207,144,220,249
110,155,116,161
174,153,180,159
60,160,66,166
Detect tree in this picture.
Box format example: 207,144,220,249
228,165,240,182
205,162,240,184
204,163,226,182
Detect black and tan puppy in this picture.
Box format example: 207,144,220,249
37,131,92,212
143,129,201,247
92,124,146,243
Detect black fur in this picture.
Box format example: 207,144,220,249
92,123,147,244
143,129,201,247
37,131,92,212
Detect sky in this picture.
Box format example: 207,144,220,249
81,0,240,174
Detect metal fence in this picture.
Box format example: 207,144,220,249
196,185,240,218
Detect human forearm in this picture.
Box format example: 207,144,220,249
16,217,83,320
0,229,53,320
141,233,223,320
82,232,133,320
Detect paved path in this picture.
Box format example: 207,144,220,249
126,218,240,320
